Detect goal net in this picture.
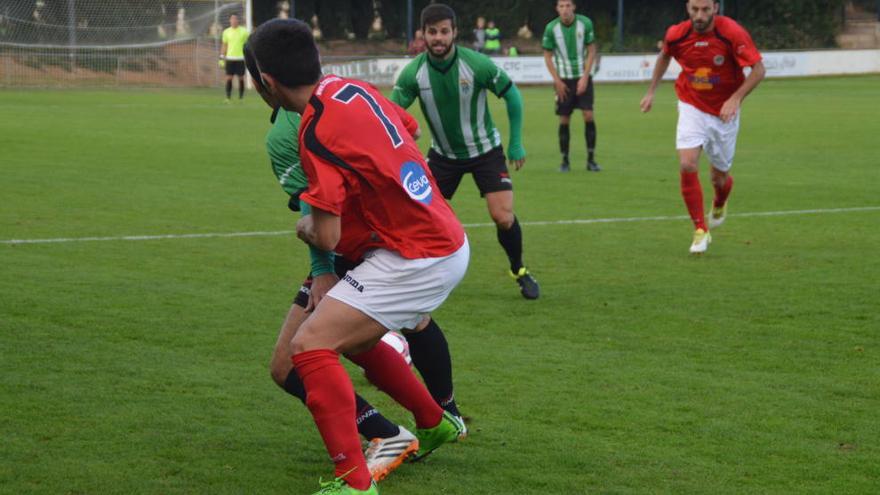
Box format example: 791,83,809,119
0,0,247,88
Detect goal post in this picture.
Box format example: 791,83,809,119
0,0,250,88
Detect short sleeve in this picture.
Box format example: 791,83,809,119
729,24,762,67
299,140,347,216
583,17,595,45
662,25,677,56
542,23,556,51
222,29,229,43
477,54,513,98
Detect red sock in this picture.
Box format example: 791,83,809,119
347,340,443,429
680,171,707,231
292,349,372,490
713,175,734,208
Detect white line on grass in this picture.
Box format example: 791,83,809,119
3,206,878,246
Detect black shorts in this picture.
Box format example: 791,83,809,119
225,60,245,76
293,257,359,308
555,77,594,115
427,146,512,199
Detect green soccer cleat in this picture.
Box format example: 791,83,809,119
410,411,465,462
708,202,728,229
310,477,378,495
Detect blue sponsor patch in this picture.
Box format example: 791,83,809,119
399,161,433,205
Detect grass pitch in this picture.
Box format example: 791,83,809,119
1,76,879,494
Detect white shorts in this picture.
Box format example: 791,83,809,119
326,237,470,331
676,100,740,172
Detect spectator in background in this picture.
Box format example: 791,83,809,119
408,29,427,55
473,16,486,52
507,45,519,57
484,20,501,54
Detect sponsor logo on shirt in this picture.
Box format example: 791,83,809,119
714,55,725,66
399,161,433,205
460,78,471,94
689,67,721,90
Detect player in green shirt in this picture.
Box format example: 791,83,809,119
391,3,540,300
542,0,601,172
245,45,468,484
220,14,249,101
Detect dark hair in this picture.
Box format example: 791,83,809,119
250,18,320,89
243,42,263,91
421,3,456,30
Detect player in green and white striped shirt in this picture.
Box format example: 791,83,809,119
542,0,602,172
392,3,539,300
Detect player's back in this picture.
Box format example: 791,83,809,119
299,76,465,261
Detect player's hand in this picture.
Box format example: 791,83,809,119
576,76,589,96
306,273,338,313
218,59,225,68
507,144,526,171
296,215,315,245
554,79,569,100
412,127,422,140
720,96,741,123
640,93,654,113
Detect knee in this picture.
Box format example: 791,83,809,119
679,159,699,173
559,116,571,126
584,111,594,123
269,360,288,388
491,210,515,230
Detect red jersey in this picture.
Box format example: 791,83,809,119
299,75,465,262
663,16,761,116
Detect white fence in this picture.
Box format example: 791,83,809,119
324,49,880,88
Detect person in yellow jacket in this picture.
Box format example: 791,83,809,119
219,14,249,101
484,20,501,54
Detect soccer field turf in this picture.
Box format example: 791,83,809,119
1,76,878,494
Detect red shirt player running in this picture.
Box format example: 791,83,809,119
250,18,468,495
641,0,765,254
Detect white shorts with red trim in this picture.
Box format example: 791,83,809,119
676,100,741,172
326,236,470,331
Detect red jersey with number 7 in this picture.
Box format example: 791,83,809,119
663,16,762,117
299,75,465,262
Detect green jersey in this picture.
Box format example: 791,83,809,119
266,109,307,197
391,46,513,160
222,26,249,60
542,15,595,79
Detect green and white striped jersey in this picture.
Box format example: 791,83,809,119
391,46,513,160
542,15,595,79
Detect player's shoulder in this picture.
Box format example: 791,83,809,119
576,14,593,27
665,20,692,42
399,52,427,76
714,16,751,38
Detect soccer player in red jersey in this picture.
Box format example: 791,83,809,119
249,19,468,495
640,0,765,254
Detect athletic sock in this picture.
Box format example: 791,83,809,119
238,79,245,99
355,395,400,440
558,124,570,162
586,121,597,162
225,80,232,99
713,175,734,208
348,340,443,429
497,216,524,273
285,370,397,439
405,319,460,417
680,171,707,231
292,349,371,490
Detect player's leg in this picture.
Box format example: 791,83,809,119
582,77,601,171
236,73,245,99
706,113,740,229
556,79,576,171
676,101,711,253
426,149,465,200
474,149,539,299
224,74,233,101
401,316,465,428
269,280,402,443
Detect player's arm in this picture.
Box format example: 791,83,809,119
298,199,335,276
543,50,568,100
720,60,765,123
640,51,672,113
578,42,597,95
296,206,340,252
390,66,418,109
502,83,526,170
